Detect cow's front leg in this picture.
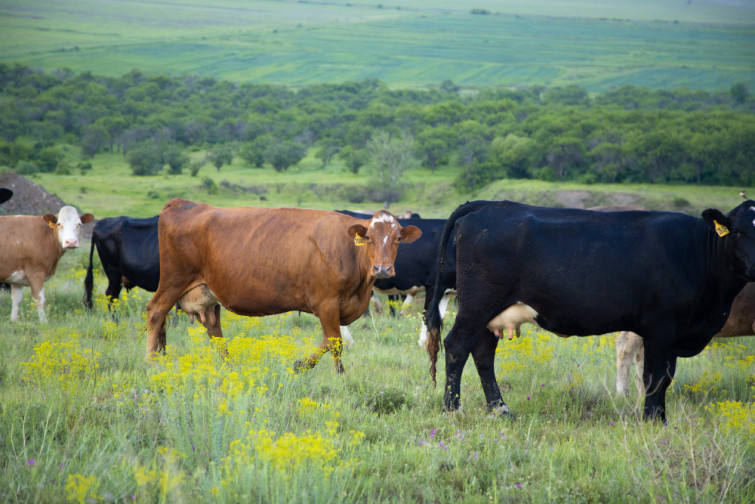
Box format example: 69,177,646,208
296,306,345,373
642,337,677,423
27,273,47,322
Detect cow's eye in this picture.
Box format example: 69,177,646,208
396,236,402,242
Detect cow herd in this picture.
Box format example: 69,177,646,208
2,188,754,423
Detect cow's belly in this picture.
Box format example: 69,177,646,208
2,270,29,286
373,285,424,296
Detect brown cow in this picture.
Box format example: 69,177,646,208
0,205,94,321
145,199,421,371
616,282,755,395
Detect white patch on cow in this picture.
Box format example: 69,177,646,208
417,292,455,347
373,213,396,224
340,325,355,346
487,302,539,340
55,206,85,249
3,270,28,285
383,235,388,246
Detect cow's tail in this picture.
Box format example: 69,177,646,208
84,238,96,309
424,200,491,385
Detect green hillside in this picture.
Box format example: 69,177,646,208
1,0,753,91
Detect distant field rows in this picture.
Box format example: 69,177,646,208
1,0,753,91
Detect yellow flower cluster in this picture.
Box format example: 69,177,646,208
495,327,555,374
21,336,100,394
65,473,99,504
148,324,312,417
131,446,185,499
684,370,724,396
706,400,755,442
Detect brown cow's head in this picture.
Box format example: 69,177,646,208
347,210,421,278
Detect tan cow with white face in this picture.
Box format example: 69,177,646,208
0,206,94,321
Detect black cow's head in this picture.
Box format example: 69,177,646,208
348,210,421,278
703,200,755,280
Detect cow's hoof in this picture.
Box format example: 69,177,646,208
488,403,515,420
293,359,313,373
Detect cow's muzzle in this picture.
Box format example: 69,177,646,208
372,265,394,278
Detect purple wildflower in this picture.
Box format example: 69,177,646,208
27,459,35,467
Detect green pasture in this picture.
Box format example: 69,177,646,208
1,0,753,91
25,148,749,220
0,234,753,503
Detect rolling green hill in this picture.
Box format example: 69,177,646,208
1,0,753,91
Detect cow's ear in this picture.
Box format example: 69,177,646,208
400,225,422,244
43,214,58,225
80,213,94,224
702,209,730,237
348,223,368,239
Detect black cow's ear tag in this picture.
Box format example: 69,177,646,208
713,220,729,237
354,235,365,246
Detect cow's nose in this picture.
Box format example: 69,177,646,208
64,239,79,248
373,265,393,278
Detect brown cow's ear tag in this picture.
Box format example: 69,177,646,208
713,220,729,237
48,221,56,230
354,235,365,246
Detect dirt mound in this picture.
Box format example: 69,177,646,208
0,171,68,216
0,171,94,238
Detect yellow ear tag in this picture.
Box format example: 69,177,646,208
354,235,365,246
48,221,56,230
713,220,729,237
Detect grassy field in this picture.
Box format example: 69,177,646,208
0,234,753,503
1,0,753,91
23,148,749,221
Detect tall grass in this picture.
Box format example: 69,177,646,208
0,245,753,503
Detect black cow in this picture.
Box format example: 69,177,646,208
337,210,456,344
84,215,160,308
425,200,755,422
0,188,12,204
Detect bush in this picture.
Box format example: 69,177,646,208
127,143,163,176
15,160,39,175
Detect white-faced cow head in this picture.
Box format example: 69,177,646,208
43,206,94,250
703,200,755,281
348,210,421,278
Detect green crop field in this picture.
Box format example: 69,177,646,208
1,0,753,91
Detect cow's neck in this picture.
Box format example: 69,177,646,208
46,227,67,272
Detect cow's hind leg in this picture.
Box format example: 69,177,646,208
616,331,644,396
145,286,185,358
10,285,24,322
471,329,510,416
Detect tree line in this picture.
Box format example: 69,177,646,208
0,63,752,201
